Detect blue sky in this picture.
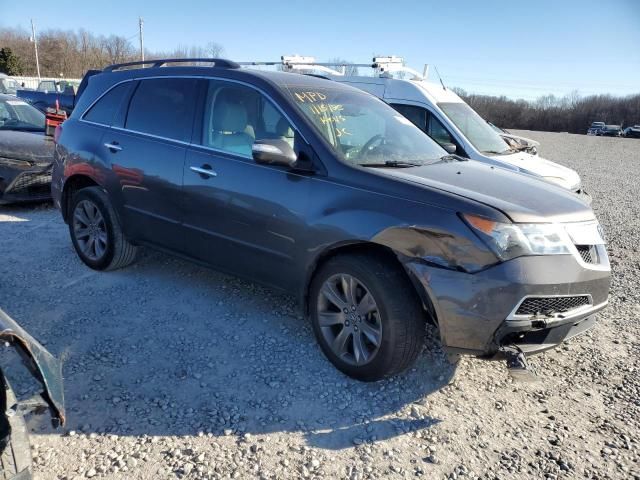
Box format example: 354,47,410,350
1,0,639,100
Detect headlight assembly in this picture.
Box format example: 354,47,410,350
462,213,571,261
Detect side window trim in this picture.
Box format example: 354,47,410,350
80,75,311,151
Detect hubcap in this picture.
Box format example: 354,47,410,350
317,274,382,366
73,200,107,261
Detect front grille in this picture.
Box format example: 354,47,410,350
576,245,598,264
6,166,52,198
515,296,591,316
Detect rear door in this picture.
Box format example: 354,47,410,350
102,77,200,250
182,79,311,290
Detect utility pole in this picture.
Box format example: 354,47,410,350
139,17,144,62
30,19,41,80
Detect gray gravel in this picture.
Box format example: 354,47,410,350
0,131,638,479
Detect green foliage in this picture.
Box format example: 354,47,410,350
0,47,24,75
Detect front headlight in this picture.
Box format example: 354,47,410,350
462,214,571,261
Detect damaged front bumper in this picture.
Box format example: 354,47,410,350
0,159,53,204
0,309,64,427
404,254,610,357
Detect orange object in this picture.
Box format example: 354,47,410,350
463,214,497,234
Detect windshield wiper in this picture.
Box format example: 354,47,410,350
439,154,467,162
360,160,423,168
482,150,506,155
483,148,518,155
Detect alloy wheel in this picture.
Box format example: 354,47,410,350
73,200,108,261
317,273,382,366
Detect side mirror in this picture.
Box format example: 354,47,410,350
252,139,297,167
442,142,457,154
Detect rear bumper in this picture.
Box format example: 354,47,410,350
0,162,52,204
404,254,610,356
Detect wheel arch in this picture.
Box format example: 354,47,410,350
60,174,100,223
301,240,438,327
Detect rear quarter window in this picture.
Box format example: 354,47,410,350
83,82,133,126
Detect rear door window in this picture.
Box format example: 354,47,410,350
84,82,133,126
125,78,199,142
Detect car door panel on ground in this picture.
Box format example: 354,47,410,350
183,80,311,291
103,78,199,250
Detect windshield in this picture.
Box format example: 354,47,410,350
438,102,512,155
0,98,45,131
283,85,445,166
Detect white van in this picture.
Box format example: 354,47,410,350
270,57,585,196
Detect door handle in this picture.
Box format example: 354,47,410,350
104,142,122,152
190,165,217,178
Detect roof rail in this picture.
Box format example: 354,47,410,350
103,58,241,72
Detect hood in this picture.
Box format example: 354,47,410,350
487,151,581,190
0,308,64,426
371,159,594,224
0,130,54,165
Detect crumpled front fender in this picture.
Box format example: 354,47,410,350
0,309,64,426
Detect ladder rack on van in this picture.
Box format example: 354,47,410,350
239,56,428,80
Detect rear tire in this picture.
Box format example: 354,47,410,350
69,187,138,271
310,252,425,381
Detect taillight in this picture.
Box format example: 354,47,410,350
54,124,62,144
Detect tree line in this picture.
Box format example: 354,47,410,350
455,88,640,134
0,27,223,78
2,26,638,133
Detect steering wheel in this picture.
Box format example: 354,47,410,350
358,134,385,159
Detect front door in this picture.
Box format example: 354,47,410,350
182,80,311,291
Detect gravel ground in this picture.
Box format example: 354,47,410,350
0,131,638,480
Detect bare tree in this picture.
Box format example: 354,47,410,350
0,27,225,76
327,58,359,76
461,89,640,133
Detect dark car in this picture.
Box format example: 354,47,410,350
52,59,610,381
623,125,640,138
587,121,605,136
0,308,65,479
600,125,622,137
0,95,54,204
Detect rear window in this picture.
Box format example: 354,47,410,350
84,83,132,125
125,78,198,142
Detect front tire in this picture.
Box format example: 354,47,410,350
310,252,425,381
69,187,138,271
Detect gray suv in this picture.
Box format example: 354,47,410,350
51,59,610,381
